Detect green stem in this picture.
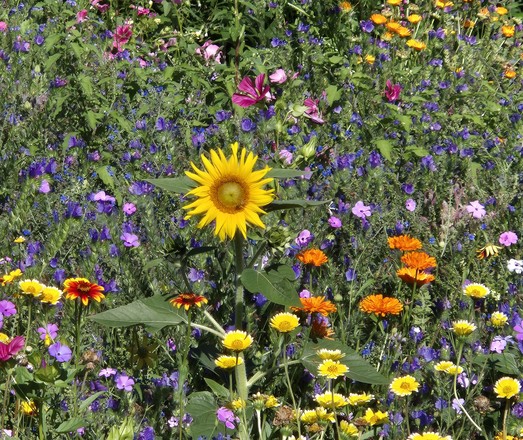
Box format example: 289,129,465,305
283,339,301,438
202,310,226,335
179,310,192,440
502,399,509,440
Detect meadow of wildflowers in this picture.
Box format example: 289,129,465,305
1,0,523,438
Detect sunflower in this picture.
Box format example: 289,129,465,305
494,377,521,399
396,267,435,286
215,355,243,369
390,375,420,396
463,283,489,299
317,359,349,379
63,278,105,306
183,142,275,241
401,252,437,271
169,292,208,310
315,392,349,408
359,294,403,317
451,320,476,336
291,296,337,316
270,312,300,333
19,280,45,297
297,249,328,267
388,235,423,251
222,330,253,352
476,243,502,259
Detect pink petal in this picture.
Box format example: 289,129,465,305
8,336,25,356
254,74,267,96
237,76,257,97
232,94,258,107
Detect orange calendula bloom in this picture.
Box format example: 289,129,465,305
504,69,517,79
408,14,422,24
359,294,403,317
397,26,412,38
386,21,401,33
297,249,328,267
370,14,387,25
401,252,437,271
501,25,515,38
388,235,423,251
406,39,426,51
339,1,352,11
397,268,435,286
63,278,105,306
169,293,208,310
291,296,337,316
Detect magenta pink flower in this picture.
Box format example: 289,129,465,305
466,200,486,219
499,231,518,247
269,68,287,84
384,80,402,102
303,97,325,124
91,0,109,13
113,24,132,52
76,9,88,23
0,22,7,33
232,74,271,107
196,41,222,64
0,336,25,361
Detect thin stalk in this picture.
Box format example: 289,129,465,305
501,399,510,440
202,310,226,335
178,310,192,440
283,340,301,438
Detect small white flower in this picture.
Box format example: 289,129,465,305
507,259,523,274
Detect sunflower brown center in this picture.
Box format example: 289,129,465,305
214,180,248,213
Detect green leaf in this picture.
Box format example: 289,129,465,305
374,139,394,162
467,161,482,187
473,353,519,375
89,295,186,332
96,166,114,188
405,146,430,157
328,55,344,65
186,392,218,439
266,169,304,179
241,265,301,307
264,199,329,212
14,366,33,384
301,340,390,385
56,418,86,434
35,365,60,383
146,177,196,194
78,75,93,97
326,84,342,105
79,391,106,412
86,110,101,131
45,53,62,70
204,378,230,398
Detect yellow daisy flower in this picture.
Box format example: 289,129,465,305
340,420,359,436
300,407,335,424
0,269,23,286
408,432,452,440
363,408,389,426
19,279,45,297
316,349,345,360
463,283,490,299
20,400,37,416
270,312,300,333
451,320,476,337
231,398,246,410
222,330,253,352
445,365,464,375
490,312,508,327
315,392,349,408
494,377,521,399
14,236,26,244
390,375,420,396
214,355,243,369
39,286,63,305
183,142,275,241
434,361,454,372
317,359,349,379
347,392,374,406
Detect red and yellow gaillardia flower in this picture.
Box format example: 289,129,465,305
169,293,208,310
63,278,105,306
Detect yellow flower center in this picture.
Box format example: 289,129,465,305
231,339,244,350
400,382,411,390
213,180,248,213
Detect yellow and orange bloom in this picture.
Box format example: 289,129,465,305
363,408,389,426
19,280,45,297
390,375,420,396
408,433,452,440
315,392,349,408
169,292,208,310
397,267,435,286
340,420,359,437
490,311,508,327
476,243,502,259
215,355,243,369
451,320,476,337
348,392,374,406
388,235,422,251
494,377,521,399
406,39,427,51
39,286,63,305
63,278,105,306
297,249,328,267
0,269,23,286
316,348,344,360
222,330,253,352
435,0,453,9
291,296,337,316
504,69,517,79
339,1,352,11
463,283,489,299
408,14,422,24
310,318,335,339
387,0,401,5
359,294,403,317
501,25,515,38
370,14,387,25
270,312,300,333
401,251,437,271
14,236,26,244
318,359,349,379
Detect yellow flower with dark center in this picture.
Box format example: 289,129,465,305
390,375,420,396
63,278,105,306
340,420,359,436
183,142,275,241
297,249,328,267
20,400,37,416
490,311,508,327
476,243,502,259
215,355,243,369
222,330,253,352
463,283,489,299
494,377,521,399
388,235,422,251
318,359,348,379
19,279,45,297
315,392,349,408
406,39,427,51
363,408,389,426
169,292,208,310
40,286,63,305
270,312,300,333
0,269,23,286
316,349,344,360
408,433,452,440
348,392,374,406
130,337,158,369
451,320,476,336
359,294,403,317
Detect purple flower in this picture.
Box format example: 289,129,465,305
466,200,486,219
39,179,51,194
48,342,72,362
402,183,414,194
490,336,508,353
0,314,3,330
99,368,117,377
115,374,135,391
384,80,402,102
232,74,271,107
452,398,465,414
360,20,374,33
37,324,59,341
123,203,136,215
345,268,357,281
120,232,140,247
295,229,313,247
269,68,287,84
352,201,371,219
216,407,238,430
406,199,417,211
303,98,324,124
514,324,523,341
328,216,342,228
499,231,518,246
0,300,16,317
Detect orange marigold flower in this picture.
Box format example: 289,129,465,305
504,69,517,79
406,39,426,51
388,235,423,251
401,252,437,271
359,294,403,317
169,293,208,310
297,249,328,267
370,14,387,25
339,1,352,11
501,25,515,38
397,26,412,38
291,296,337,316
63,278,105,306
386,21,401,33
396,268,435,286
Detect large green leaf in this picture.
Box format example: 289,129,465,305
89,295,186,332
146,176,196,194
241,265,301,307
186,391,218,439
301,340,390,385
56,418,87,434
264,199,330,212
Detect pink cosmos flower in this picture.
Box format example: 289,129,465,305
76,9,88,23
499,231,518,247
352,201,371,219
195,41,222,64
269,68,287,84
232,74,271,107
303,97,325,124
0,336,25,361
466,200,486,219
384,80,402,102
